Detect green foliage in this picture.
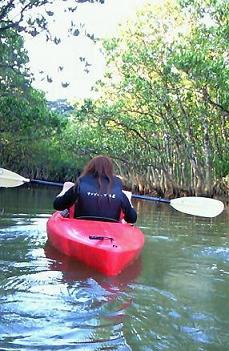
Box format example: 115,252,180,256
67,0,228,196
0,0,228,198
0,26,65,178
0,29,31,96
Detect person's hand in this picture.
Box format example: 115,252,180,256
122,190,133,207
57,181,75,197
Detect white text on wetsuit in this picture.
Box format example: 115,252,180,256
87,192,116,198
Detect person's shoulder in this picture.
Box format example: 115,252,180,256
80,174,93,182
79,174,98,187
113,175,123,185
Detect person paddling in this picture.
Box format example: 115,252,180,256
53,155,137,223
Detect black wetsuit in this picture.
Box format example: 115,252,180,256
53,175,137,223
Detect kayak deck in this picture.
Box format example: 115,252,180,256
47,212,145,276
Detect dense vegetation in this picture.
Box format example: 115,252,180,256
1,0,228,200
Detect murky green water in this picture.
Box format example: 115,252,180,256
0,186,228,351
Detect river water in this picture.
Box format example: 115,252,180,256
0,186,228,351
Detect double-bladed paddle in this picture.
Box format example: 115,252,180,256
0,167,224,218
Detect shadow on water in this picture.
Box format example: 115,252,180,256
0,236,142,350
44,242,142,289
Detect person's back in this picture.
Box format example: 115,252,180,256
53,155,137,223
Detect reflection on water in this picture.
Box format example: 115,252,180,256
0,186,228,350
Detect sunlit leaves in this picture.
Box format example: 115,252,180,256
1,0,228,197
75,0,229,196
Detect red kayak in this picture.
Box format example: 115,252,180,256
47,212,144,276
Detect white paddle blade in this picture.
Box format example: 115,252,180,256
0,168,30,188
170,197,224,218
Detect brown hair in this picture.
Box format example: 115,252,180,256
78,155,114,193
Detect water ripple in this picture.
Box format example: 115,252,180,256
1,271,133,350
1,192,228,351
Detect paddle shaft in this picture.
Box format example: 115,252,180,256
0,168,224,217
30,179,170,203
131,194,170,203
30,179,64,187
